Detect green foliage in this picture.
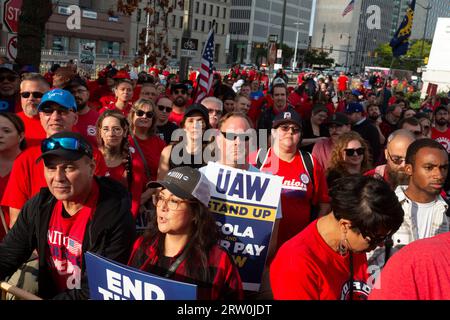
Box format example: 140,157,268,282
373,39,432,71
303,49,334,67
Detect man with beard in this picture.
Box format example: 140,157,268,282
66,79,99,147
431,105,450,153
168,83,189,126
17,73,50,147
366,104,385,146
368,138,449,270
365,129,415,190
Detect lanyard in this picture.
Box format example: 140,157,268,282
163,241,192,278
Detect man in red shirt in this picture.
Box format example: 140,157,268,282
17,73,49,147
168,83,189,126
66,79,99,148
0,131,134,299
99,79,134,117
1,89,106,228
337,72,349,98
431,105,450,153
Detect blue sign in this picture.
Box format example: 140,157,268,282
85,252,197,300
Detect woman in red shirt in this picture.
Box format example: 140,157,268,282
96,110,145,219
270,175,404,300
0,113,25,239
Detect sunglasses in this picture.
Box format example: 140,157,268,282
386,151,405,165
278,124,301,134
174,89,186,95
344,147,365,157
158,105,173,113
39,105,73,115
41,137,92,158
0,75,18,82
208,109,223,115
135,110,154,118
220,131,251,142
21,91,44,99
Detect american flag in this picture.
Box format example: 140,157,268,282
195,25,215,103
67,238,82,256
342,0,355,17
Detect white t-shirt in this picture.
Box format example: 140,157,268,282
410,200,437,239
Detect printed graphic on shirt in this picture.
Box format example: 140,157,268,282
87,125,97,136
340,280,371,300
435,137,450,153
47,229,83,290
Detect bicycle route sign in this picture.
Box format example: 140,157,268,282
181,37,198,58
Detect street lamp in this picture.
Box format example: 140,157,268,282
293,22,304,70
340,33,351,73
416,0,432,89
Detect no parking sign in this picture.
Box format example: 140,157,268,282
6,33,18,61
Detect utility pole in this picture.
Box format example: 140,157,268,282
321,24,326,52
341,33,351,73
293,22,304,70
179,0,194,81
143,4,150,66
416,0,432,89
278,0,287,65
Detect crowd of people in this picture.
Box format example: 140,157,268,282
0,57,449,300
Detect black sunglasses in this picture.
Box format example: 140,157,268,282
21,91,44,99
278,124,301,134
39,105,73,115
135,110,154,118
386,151,405,165
0,75,19,82
220,131,251,142
344,147,365,157
158,105,173,113
174,89,186,95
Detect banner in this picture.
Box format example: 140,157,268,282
79,40,96,76
200,162,283,291
85,252,197,300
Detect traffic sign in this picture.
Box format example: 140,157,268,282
3,0,22,34
277,49,282,59
180,37,198,58
6,33,18,61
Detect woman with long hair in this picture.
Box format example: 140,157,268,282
96,110,145,219
128,166,243,300
301,104,330,153
0,112,25,239
327,131,372,187
157,104,211,180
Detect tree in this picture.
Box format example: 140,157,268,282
373,39,432,71
279,43,294,66
16,0,53,70
303,49,334,68
118,0,184,67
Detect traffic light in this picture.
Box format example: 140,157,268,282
424,57,429,65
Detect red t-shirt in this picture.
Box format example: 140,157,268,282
75,108,99,148
337,75,349,92
249,148,330,248
129,135,166,182
168,110,184,127
46,180,99,292
1,146,107,211
17,111,46,148
270,220,370,300
431,127,450,153
0,174,11,240
104,148,146,219
99,101,133,117
369,232,450,300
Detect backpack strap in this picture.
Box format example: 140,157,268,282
131,135,151,181
256,148,270,169
300,150,318,221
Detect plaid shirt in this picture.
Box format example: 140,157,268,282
128,235,244,300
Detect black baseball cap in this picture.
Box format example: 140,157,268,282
272,110,302,129
171,83,188,94
37,132,93,163
183,103,211,129
327,112,350,126
147,166,211,207
65,78,89,91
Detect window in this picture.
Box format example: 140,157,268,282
215,23,218,34
171,15,176,27
179,16,183,28
172,38,179,58
194,19,198,31
155,12,160,25
195,2,199,13
209,4,213,15
215,44,220,62
223,7,227,19
52,36,68,52
203,3,206,14
101,41,120,56
216,6,220,17
137,9,142,22
222,24,225,34
201,20,205,32
208,21,211,30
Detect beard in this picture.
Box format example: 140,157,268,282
173,97,187,107
386,165,409,189
436,118,448,126
368,114,379,121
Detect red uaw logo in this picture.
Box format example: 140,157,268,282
340,280,371,300
435,137,450,153
87,125,96,136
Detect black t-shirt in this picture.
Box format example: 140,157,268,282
157,122,179,145
301,119,329,153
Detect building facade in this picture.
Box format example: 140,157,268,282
411,0,450,40
229,0,313,66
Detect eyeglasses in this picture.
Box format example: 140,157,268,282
361,231,392,247
153,194,196,211
158,105,173,113
41,137,92,158
174,89,187,95
386,151,405,165
135,110,154,118
220,131,251,142
278,124,301,134
208,109,223,115
20,91,44,99
344,147,365,157
39,105,73,115
0,75,18,82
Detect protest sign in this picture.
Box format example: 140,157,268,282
85,252,197,300
200,162,283,291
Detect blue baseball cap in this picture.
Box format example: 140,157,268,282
38,89,77,112
345,102,364,114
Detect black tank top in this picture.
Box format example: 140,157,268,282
168,143,205,170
